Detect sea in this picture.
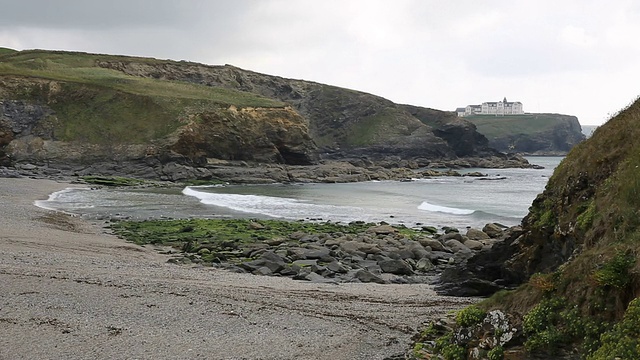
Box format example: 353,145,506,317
35,156,563,231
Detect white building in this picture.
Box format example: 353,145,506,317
458,97,524,116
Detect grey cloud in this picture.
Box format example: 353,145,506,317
0,0,251,30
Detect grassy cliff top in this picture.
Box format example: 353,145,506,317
0,49,284,108
464,113,576,138
0,47,18,56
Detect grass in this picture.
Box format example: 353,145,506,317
0,61,284,107
0,49,286,145
0,47,17,57
464,114,562,139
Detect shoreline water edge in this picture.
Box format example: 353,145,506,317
28,157,561,293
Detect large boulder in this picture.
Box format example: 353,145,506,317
378,259,414,276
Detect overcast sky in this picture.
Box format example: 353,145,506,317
1,0,639,125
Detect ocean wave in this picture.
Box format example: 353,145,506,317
417,201,475,215
34,187,94,213
182,186,363,220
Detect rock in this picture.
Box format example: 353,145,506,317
260,251,287,265
248,221,265,230
463,171,487,177
279,264,301,276
355,269,387,284
421,226,438,234
366,224,397,235
299,234,320,243
292,259,318,267
355,259,382,274
435,278,504,297
415,258,435,272
304,272,338,284
240,256,285,273
464,239,484,251
326,261,349,274
482,223,504,238
409,244,431,260
441,232,463,242
466,228,490,241
418,237,448,252
301,247,333,261
339,241,381,255
288,231,307,240
253,266,273,276
379,259,414,275
444,239,471,253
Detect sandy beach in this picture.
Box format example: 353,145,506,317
0,177,476,360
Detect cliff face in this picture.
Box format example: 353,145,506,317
0,49,526,179
96,59,494,161
466,113,586,154
0,52,319,173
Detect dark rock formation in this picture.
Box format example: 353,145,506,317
468,113,586,155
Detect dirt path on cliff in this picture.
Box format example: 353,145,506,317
0,178,476,360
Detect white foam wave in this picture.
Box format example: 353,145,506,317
183,186,364,221
418,201,475,215
34,187,92,213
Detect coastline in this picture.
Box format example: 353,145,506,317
0,177,476,360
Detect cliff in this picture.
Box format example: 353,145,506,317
0,49,529,181
432,97,640,358
465,113,586,155
94,55,509,162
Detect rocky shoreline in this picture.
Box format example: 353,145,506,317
108,216,520,297
1,152,540,184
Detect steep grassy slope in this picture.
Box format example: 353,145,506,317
466,113,585,154
422,98,640,358
0,50,318,168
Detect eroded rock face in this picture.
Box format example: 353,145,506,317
170,106,317,165
0,80,318,171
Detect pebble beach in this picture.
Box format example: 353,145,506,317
0,177,476,360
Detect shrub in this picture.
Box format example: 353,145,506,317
587,297,640,359
592,251,635,288
576,200,596,230
530,272,556,292
487,345,504,360
455,306,487,327
523,297,566,353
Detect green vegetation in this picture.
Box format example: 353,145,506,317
465,114,558,139
0,51,283,107
455,306,486,327
588,297,640,360
592,251,635,289
486,346,504,360
576,199,596,230
0,49,285,146
0,47,17,57
345,108,413,146
111,217,416,249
